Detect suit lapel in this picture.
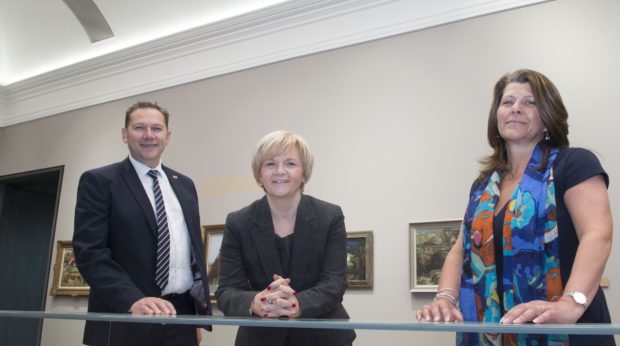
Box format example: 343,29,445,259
162,166,202,263
163,167,212,313
163,166,195,233
289,195,315,283
120,158,157,235
251,197,283,277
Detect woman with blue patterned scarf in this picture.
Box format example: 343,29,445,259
416,69,614,345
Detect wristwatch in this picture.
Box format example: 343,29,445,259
563,291,588,309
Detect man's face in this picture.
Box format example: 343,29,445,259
121,107,170,168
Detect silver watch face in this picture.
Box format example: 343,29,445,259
571,291,587,305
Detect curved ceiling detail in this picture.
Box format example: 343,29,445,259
63,0,114,43
0,0,547,127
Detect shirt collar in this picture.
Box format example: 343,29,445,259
128,155,163,178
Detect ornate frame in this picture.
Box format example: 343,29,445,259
410,220,460,292
202,224,225,304
50,240,89,296
346,231,373,288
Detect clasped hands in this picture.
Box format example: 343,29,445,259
251,274,300,318
416,296,584,324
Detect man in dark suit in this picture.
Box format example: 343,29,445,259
73,101,211,346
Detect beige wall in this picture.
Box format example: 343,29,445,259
0,0,618,344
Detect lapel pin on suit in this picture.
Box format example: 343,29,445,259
172,175,178,179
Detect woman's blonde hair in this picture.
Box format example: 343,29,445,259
251,131,314,190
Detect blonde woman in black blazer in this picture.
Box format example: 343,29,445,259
216,131,356,346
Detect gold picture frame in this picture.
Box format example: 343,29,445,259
50,240,89,296
202,224,224,304
410,220,460,292
346,231,373,288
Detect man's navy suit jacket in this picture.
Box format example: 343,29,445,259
73,158,211,346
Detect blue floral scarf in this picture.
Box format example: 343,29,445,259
458,143,567,345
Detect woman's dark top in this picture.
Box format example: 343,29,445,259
491,148,614,345
275,233,294,277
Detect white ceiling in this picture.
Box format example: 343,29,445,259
0,0,287,85
0,0,547,127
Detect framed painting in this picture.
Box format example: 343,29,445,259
202,224,224,304
346,231,373,288
410,220,460,292
50,240,89,296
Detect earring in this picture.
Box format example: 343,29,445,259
544,130,551,141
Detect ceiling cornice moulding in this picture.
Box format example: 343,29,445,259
0,91,7,123
0,0,547,127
